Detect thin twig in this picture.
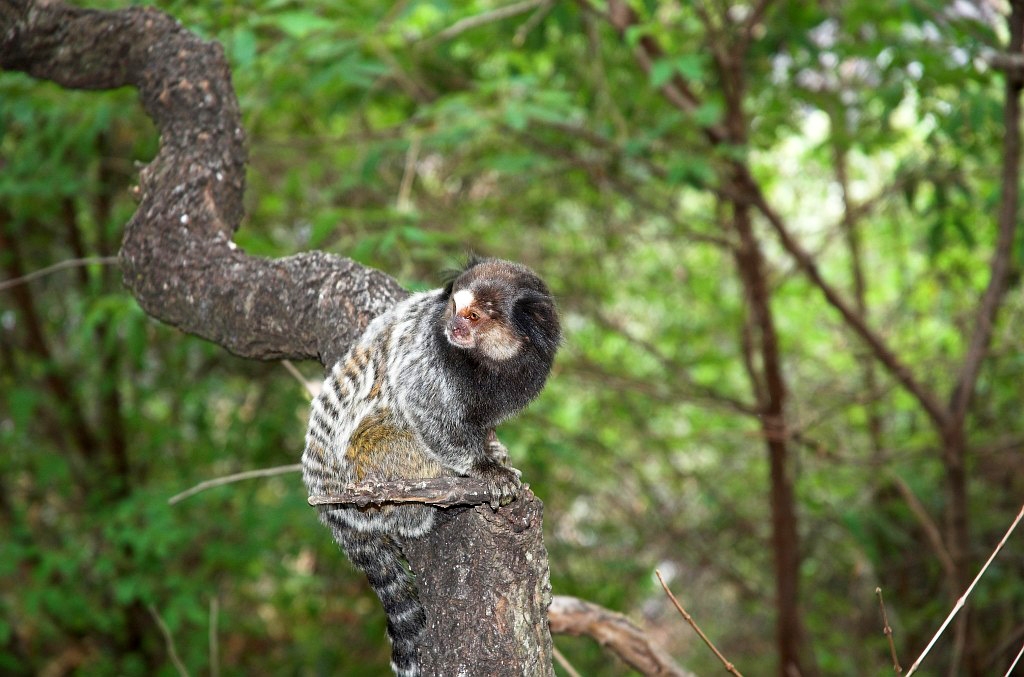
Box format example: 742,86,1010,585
168,464,302,505
397,135,421,211
905,502,1024,676
147,604,190,677
552,645,584,677
876,587,902,673
891,475,956,585
429,0,546,42
513,0,555,46
0,255,119,291
655,570,744,677
209,596,220,677
281,359,319,397
1004,639,1024,677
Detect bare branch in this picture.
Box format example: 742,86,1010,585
741,0,775,45
551,646,584,677
584,0,728,144
0,256,119,292
397,135,421,212
281,360,320,397
906,502,1024,676
983,49,1024,74
168,464,302,505
949,0,1024,421
875,587,903,674
308,477,520,508
0,0,406,367
429,0,547,43
147,605,190,677
1005,640,1024,677
743,175,950,429
655,570,744,677
548,595,695,677
513,0,556,46
891,475,956,584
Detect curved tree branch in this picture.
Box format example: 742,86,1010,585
1,0,405,366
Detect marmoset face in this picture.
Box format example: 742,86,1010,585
440,257,560,366
444,285,522,361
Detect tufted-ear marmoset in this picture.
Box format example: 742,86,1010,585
302,256,561,677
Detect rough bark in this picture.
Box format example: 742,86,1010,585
404,491,554,676
308,477,520,508
0,1,554,673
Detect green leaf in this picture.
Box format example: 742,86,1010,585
8,387,36,431
650,55,704,89
693,100,723,126
230,28,258,68
266,11,336,39
650,59,676,89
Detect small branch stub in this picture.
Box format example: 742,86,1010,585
876,587,903,673
308,477,524,508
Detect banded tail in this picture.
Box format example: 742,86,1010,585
332,525,425,677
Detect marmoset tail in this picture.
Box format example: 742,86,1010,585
301,256,561,677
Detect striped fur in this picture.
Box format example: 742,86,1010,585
301,259,560,676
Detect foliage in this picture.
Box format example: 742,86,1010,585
3,0,1024,675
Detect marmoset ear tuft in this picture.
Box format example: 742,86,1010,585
511,290,561,358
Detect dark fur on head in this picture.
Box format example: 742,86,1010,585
436,256,561,422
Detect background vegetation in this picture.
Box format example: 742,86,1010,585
3,0,1024,675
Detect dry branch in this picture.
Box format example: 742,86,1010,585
905,502,1024,676
308,477,521,508
168,464,302,505
0,256,119,291
656,570,744,677
548,595,695,677
875,587,903,673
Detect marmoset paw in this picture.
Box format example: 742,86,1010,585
471,461,523,509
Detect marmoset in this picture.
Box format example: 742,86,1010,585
301,256,561,677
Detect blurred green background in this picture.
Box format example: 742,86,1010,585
3,0,1024,675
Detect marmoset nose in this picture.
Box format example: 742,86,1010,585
450,317,472,341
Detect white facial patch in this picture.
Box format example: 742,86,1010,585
453,289,475,313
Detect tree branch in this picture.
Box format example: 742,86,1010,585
743,175,950,429
0,0,405,367
548,595,696,677
585,0,728,144
0,255,119,291
948,0,1024,422
308,477,521,508
429,0,547,43
169,464,303,505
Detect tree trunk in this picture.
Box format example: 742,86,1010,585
731,195,811,677
404,493,555,676
0,2,555,673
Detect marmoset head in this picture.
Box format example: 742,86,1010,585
442,257,561,364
